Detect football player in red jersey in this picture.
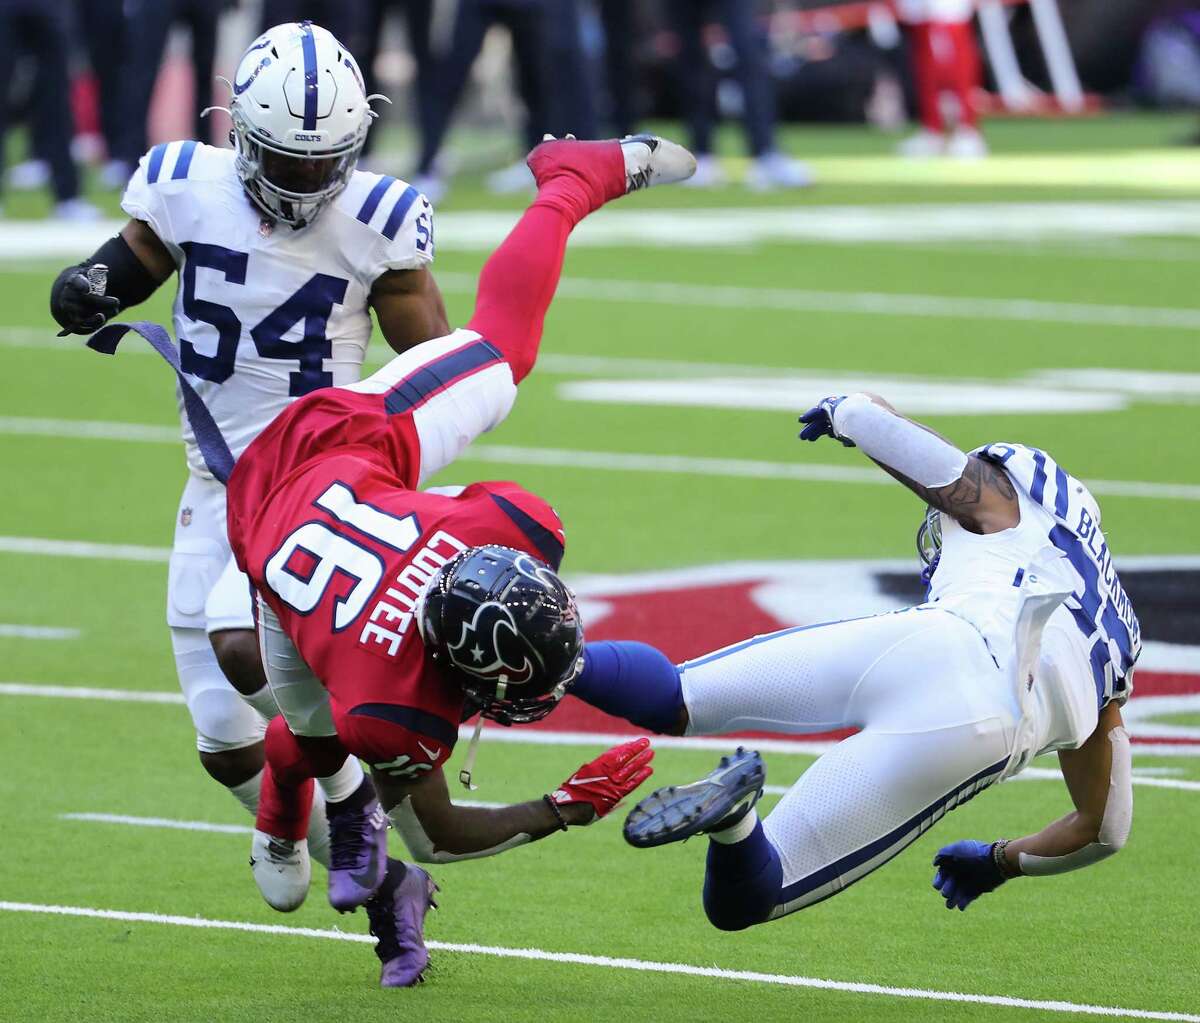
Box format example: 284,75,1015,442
225,134,694,986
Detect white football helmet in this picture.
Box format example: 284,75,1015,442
216,22,383,229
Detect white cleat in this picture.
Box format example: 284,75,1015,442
745,151,813,191
52,199,103,222
411,172,447,206
250,829,311,912
897,129,946,158
8,159,50,191
486,159,536,194
618,133,697,193
946,127,988,160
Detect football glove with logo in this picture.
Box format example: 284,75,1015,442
798,395,855,447
931,839,1012,910
548,738,655,824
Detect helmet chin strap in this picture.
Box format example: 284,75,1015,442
458,679,507,791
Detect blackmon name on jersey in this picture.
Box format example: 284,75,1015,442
976,442,1141,706
120,140,434,477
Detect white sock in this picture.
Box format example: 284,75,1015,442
241,683,280,722
307,787,331,868
318,756,365,804
228,770,263,815
709,808,759,845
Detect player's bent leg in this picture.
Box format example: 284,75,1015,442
209,629,268,698
762,723,1010,920
365,859,439,988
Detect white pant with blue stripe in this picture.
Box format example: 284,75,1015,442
680,607,1019,917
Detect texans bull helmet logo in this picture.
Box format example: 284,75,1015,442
446,599,542,685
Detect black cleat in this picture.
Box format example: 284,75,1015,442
623,747,765,849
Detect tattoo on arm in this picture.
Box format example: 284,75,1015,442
873,455,1018,533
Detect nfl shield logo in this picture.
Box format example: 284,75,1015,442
180,507,193,527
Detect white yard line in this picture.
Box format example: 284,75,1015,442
3,416,1198,501
60,813,250,835
436,271,1200,331
0,624,79,640
4,682,1197,757
0,536,170,562
0,900,1195,1021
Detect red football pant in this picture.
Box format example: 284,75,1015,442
257,715,349,842
908,21,981,133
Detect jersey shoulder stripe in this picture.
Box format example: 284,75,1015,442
381,185,421,241
384,338,505,415
356,175,397,224
144,140,206,184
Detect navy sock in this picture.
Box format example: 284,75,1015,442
569,640,684,734
702,820,783,931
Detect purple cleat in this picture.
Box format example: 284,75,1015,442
327,783,389,912
365,859,439,988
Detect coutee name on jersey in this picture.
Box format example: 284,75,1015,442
358,531,467,658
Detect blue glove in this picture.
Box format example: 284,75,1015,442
931,840,1007,911
798,396,854,447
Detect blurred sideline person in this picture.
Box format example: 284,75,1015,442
0,0,99,219
108,0,229,182
48,22,449,893
357,0,436,164
573,394,1136,927
666,0,811,189
224,134,694,985
896,0,987,158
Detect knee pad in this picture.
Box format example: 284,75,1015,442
173,627,266,754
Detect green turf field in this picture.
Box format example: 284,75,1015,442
2,116,1199,1022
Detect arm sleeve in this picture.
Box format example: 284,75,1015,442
832,393,968,489
1018,727,1133,875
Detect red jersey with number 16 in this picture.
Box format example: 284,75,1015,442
226,330,566,775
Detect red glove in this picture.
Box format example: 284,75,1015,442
549,738,654,823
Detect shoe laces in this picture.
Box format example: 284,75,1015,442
328,808,370,871
365,887,403,963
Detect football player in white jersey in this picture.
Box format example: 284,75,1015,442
49,23,448,887
572,393,1137,927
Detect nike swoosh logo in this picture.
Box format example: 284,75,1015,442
568,775,607,786
417,740,439,760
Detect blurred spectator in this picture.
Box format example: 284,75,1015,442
357,1,436,163
76,0,129,188
108,0,228,184
260,0,368,54
895,0,986,159
594,0,638,137
665,0,810,189
414,0,553,201
0,0,99,218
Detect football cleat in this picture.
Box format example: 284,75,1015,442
623,747,765,849
250,829,311,912
617,133,697,194
366,860,439,988
327,788,389,913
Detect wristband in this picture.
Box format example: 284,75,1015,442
992,839,1020,879
543,794,569,832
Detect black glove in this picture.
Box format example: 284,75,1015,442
50,264,121,336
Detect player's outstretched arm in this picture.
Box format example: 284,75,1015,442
798,392,1019,534
50,219,174,336
370,268,451,355
931,704,1131,910
374,739,653,864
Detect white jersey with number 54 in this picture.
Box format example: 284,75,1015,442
122,140,434,477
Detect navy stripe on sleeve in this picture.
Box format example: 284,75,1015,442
381,185,420,241
146,143,169,184
1053,465,1070,518
384,340,504,415
357,176,396,224
172,141,197,180
1030,449,1048,505
489,493,565,570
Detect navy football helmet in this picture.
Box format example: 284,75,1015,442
418,546,584,725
